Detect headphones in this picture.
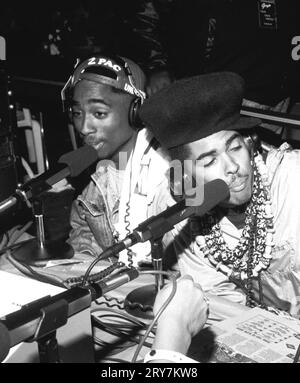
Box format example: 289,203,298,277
118,56,146,129
242,129,262,155
61,55,146,130
128,95,144,129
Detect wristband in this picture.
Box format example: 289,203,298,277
144,349,198,363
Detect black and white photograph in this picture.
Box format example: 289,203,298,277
0,0,300,371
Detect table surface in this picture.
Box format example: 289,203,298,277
0,249,250,363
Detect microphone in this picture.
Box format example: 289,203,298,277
0,145,98,214
97,179,230,261
86,268,139,300
0,268,139,359
123,179,229,320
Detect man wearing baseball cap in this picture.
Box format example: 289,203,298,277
139,72,300,319
65,55,171,267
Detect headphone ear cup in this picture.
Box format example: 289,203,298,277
129,97,143,130
243,130,261,154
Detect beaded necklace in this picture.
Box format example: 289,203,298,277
194,152,274,306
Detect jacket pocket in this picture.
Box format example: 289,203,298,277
78,197,106,217
78,197,114,248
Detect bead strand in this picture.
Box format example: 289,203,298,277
195,151,274,289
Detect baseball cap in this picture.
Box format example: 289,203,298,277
61,55,146,108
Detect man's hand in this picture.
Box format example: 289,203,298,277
153,275,209,354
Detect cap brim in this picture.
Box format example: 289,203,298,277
76,73,120,89
230,116,262,131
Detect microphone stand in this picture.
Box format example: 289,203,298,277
12,196,73,266
1,145,98,266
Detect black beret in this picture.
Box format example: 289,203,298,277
138,72,261,149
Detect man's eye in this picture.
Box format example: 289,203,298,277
204,158,216,167
230,145,242,152
71,110,82,118
94,111,107,119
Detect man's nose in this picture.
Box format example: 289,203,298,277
224,154,239,175
78,115,96,136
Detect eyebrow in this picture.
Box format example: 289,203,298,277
71,98,110,106
196,133,241,160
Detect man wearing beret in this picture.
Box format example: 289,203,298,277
139,72,300,319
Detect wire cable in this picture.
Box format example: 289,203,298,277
91,306,155,362
0,238,35,256
95,295,125,310
131,270,178,363
81,246,130,286
122,133,138,269
6,253,68,288
7,221,33,246
91,269,178,363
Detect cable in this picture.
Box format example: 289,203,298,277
6,253,68,288
91,307,155,336
123,133,138,269
131,270,178,363
67,261,125,288
0,238,35,256
124,199,134,268
0,222,33,256
7,221,33,246
95,295,125,310
91,269,178,363
91,306,155,362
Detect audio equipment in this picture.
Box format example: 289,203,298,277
0,145,98,215
0,61,19,206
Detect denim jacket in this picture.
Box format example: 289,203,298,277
168,143,300,318
68,128,171,266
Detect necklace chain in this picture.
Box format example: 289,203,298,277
193,152,274,306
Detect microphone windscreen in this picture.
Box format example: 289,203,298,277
59,145,98,177
195,179,230,216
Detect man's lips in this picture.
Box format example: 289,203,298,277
229,176,248,192
84,139,104,150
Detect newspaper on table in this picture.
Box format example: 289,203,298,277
209,307,300,363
